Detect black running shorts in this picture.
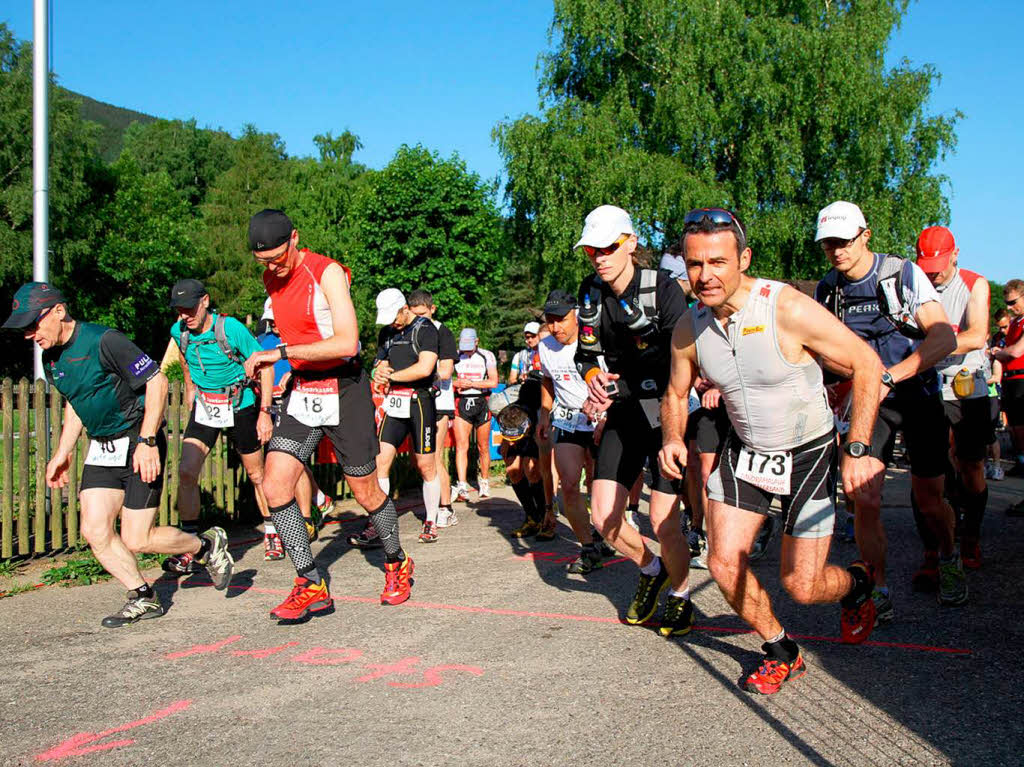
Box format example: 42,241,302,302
870,390,948,478
378,391,437,455
594,398,680,496
80,430,167,510
553,426,597,457
456,394,491,428
708,429,835,538
685,406,730,455
183,401,262,455
268,368,379,477
943,398,995,463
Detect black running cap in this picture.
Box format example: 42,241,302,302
3,282,66,330
169,279,206,309
248,209,294,252
543,289,577,318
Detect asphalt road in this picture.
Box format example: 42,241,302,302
2,467,1022,766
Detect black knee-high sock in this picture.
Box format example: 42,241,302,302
269,499,321,582
511,478,533,522
911,493,939,552
961,487,988,541
529,481,547,524
368,496,403,562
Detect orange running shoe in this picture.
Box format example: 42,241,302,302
269,577,333,620
744,649,807,695
381,556,415,605
840,560,876,644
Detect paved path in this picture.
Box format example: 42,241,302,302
2,468,1022,766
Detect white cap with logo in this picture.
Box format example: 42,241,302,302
574,205,635,249
375,288,406,325
523,321,540,335
459,328,478,351
815,201,867,242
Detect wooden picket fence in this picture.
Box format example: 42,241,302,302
0,378,365,561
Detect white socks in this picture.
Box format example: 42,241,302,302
378,476,391,496
423,475,442,525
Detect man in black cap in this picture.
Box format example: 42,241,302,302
536,289,616,573
2,282,234,627
164,279,278,569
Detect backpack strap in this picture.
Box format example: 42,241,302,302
876,255,925,340
213,315,242,364
178,320,191,361
638,269,659,323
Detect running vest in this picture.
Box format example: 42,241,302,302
262,249,355,374
934,268,989,400
1004,316,1024,380
693,279,833,451
455,349,495,395
44,323,144,438
537,334,594,432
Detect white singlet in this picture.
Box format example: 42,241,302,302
935,268,989,401
455,349,497,395
537,334,594,433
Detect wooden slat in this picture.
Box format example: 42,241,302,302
2,378,13,558
67,432,81,547
17,379,30,555
168,382,181,527
49,385,62,548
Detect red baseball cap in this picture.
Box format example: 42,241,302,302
916,226,956,272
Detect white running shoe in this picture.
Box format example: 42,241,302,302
625,508,640,532
436,507,459,528
991,464,1005,481
478,479,491,498
455,482,471,502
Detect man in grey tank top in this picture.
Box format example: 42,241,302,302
659,208,885,695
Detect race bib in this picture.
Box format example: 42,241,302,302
734,445,793,495
195,391,234,428
287,379,341,427
552,403,588,432
383,388,413,418
639,398,661,428
85,436,130,467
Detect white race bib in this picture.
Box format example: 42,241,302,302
195,391,234,428
734,445,793,495
383,388,413,418
287,379,341,427
552,403,585,432
639,398,661,428
85,436,130,467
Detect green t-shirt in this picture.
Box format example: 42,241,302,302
170,314,261,410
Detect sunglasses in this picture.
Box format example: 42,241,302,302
254,241,290,266
1007,296,1022,307
582,235,628,257
684,207,740,227
28,306,54,332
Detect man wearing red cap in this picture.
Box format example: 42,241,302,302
916,227,992,572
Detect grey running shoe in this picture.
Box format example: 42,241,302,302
688,530,708,570
567,544,605,575
199,527,234,591
750,517,776,561
101,592,164,628
937,556,968,606
872,588,895,626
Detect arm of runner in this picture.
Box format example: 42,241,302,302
657,312,698,481
178,345,196,409
46,401,84,489
257,364,274,443
538,375,555,442
886,300,956,384
989,357,1002,385
390,351,440,383
437,357,454,381
134,371,168,484
951,277,990,355
481,354,499,390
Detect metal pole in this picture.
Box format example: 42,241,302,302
33,0,49,383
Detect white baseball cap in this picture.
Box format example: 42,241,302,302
523,321,541,335
659,253,687,280
574,205,635,249
375,288,406,325
459,328,478,351
815,201,867,242
261,297,274,321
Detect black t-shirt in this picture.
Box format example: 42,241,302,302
574,267,687,399
376,316,440,390
436,322,459,363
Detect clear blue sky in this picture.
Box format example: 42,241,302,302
3,1,1020,282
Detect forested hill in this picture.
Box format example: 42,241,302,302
66,90,157,161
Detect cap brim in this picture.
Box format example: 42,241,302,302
814,224,862,242
2,310,40,330
458,341,475,351
574,223,622,250
543,304,573,318
916,254,951,272
375,307,400,325
169,298,201,310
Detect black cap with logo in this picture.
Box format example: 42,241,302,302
2,282,67,330
169,279,207,310
248,209,294,252
543,289,577,318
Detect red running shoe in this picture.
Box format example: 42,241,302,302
381,556,414,605
911,550,939,591
263,533,285,561
961,541,982,571
269,577,333,620
840,560,876,644
418,522,438,543
744,651,807,695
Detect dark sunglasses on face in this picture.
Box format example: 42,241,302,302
582,236,628,258
1007,296,1022,307
28,306,54,332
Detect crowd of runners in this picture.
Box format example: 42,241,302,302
5,200,1022,694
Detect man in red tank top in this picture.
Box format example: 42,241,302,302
992,278,1024,514
243,209,413,618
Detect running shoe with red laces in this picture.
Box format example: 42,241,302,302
263,533,285,561
347,521,383,549
161,551,203,575
744,647,807,695
418,521,438,543
911,550,939,592
269,577,333,620
840,560,876,644
381,556,414,605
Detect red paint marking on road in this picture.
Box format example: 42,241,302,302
34,700,192,761
291,647,364,665
355,656,423,683
231,641,300,658
388,664,486,689
164,635,242,659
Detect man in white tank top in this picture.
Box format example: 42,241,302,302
659,208,885,694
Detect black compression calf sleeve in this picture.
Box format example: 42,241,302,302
368,496,402,561
511,478,534,521
529,481,547,523
961,487,988,540
269,499,319,579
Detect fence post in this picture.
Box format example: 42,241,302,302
2,378,13,559
169,382,181,526
34,380,46,553
49,385,62,549
67,431,80,548
17,379,30,556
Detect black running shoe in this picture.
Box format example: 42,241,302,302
101,592,164,628
659,595,694,637
161,552,202,575
567,544,604,574
198,527,234,591
625,560,669,625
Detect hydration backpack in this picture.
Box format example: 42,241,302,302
178,314,242,363
820,255,925,340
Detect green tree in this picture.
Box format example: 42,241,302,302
495,0,959,288
348,145,507,348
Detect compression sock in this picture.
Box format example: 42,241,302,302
529,481,547,524
268,499,320,581
367,496,402,562
961,487,989,542
423,475,442,525
511,479,534,521
764,630,799,662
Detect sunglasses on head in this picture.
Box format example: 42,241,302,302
582,235,628,258
684,207,740,227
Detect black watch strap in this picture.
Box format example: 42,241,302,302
136,435,157,447
277,344,288,360
843,440,871,458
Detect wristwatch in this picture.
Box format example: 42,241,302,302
260,405,273,415
136,435,157,447
881,371,896,390
843,441,871,458
277,344,288,360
